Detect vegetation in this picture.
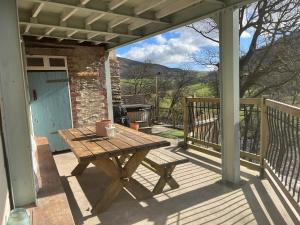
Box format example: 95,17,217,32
121,0,300,128
156,129,184,139
187,0,300,105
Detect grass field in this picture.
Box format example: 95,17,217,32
156,129,184,139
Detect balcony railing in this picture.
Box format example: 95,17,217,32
264,99,300,204
183,97,300,206
153,107,184,129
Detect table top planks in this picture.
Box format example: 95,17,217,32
58,124,170,162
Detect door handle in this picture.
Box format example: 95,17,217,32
33,90,37,101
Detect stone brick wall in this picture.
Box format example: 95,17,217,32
25,43,121,127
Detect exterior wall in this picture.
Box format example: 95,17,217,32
0,124,10,225
25,43,121,127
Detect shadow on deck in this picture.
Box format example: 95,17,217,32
54,145,299,225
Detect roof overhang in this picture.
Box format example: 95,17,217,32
18,0,257,50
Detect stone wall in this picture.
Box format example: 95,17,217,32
25,43,121,127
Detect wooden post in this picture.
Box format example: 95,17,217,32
105,51,114,122
259,97,268,177
183,97,188,147
155,72,160,122
219,8,240,184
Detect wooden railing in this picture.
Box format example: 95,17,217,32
264,99,300,206
183,97,300,206
183,97,262,171
153,107,183,129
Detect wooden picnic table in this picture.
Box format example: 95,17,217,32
58,124,170,213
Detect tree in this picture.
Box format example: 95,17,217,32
121,59,155,98
187,0,300,100
166,67,196,121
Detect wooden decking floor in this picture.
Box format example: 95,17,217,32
54,146,299,225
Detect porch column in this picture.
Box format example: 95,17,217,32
0,0,36,206
219,8,240,184
104,51,114,121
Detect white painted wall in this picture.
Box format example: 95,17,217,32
0,133,10,225
0,0,36,206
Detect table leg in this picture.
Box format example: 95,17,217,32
71,161,89,176
91,179,123,213
124,150,149,177
91,150,149,214
153,165,178,194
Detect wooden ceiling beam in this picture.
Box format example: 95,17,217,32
19,20,140,39
109,0,129,10
80,0,92,6
32,2,44,18
87,32,99,39
21,0,169,25
85,13,106,25
128,21,151,31
134,0,167,16
45,27,55,35
61,8,78,22
109,17,130,29
156,0,204,19
22,32,115,45
66,30,78,37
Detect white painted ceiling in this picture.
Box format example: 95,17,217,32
18,0,256,49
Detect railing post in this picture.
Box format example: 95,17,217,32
260,97,268,177
183,97,188,148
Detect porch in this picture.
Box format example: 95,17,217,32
53,143,297,224
0,0,300,224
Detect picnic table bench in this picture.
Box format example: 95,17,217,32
142,149,189,194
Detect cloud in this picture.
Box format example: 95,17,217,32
117,21,219,67
241,31,251,38
155,34,167,44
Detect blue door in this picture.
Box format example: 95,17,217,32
28,71,72,152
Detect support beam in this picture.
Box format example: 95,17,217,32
22,0,169,25
156,0,203,19
0,0,36,206
86,13,105,25
66,30,78,37
32,2,44,18
109,17,130,29
219,8,240,184
61,8,78,22
128,21,151,31
109,0,128,10
23,32,114,45
45,27,55,35
80,0,91,6
135,0,167,16
24,24,31,33
19,20,139,39
104,52,114,121
205,0,226,6
87,32,99,39
105,34,118,42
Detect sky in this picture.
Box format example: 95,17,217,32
116,20,253,71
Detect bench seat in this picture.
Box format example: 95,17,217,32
142,148,189,194
29,137,75,225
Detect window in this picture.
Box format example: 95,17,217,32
26,56,67,71
27,57,44,67
49,58,65,67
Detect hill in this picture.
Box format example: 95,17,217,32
117,57,208,79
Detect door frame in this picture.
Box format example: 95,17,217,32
26,55,74,135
